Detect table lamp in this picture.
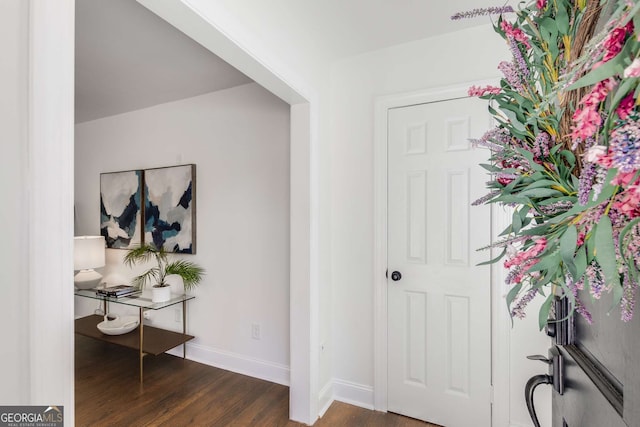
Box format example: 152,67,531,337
74,236,106,289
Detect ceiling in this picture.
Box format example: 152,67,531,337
75,0,506,123
219,0,513,60
75,0,252,123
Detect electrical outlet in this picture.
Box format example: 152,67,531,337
175,308,181,323
251,323,261,340
143,310,151,320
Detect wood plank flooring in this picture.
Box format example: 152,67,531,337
75,335,435,426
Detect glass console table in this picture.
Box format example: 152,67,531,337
74,289,195,382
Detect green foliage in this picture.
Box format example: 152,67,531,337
463,0,640,326
123,244,205,291
165,260,205,290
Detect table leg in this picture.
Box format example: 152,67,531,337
182,300,187,359
139,307,144,383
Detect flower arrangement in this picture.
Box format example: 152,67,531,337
454,0,640,328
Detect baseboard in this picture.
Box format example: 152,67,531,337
332,378,375,410
318,380,334,417
164,345,373,416
166,342,290,386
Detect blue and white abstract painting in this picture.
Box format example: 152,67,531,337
100,170,142,249
144,164,196,254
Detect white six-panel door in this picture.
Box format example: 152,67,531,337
387,97,492,426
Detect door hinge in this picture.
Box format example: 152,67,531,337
490,385,494,404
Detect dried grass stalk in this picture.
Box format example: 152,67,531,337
559,0,603,173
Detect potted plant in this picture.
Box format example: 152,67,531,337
123,244,205,302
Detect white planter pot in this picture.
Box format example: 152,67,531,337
164,274,185,295
151,285,171,303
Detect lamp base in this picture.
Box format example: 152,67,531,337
74,269,103,290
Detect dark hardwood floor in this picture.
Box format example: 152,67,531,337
75,335,435,426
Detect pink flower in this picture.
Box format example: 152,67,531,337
578,78,615,110
571,79,616,140
468,85,501,97
603,28,628,61
590,78,616,103
614,186,640,218
624,58,640,78
571,107,602,140
500,20,531,49
616,93,635,120
612,170,640,187
537,0,547,9
497,176,514,186
504,238,547,269
594,151,614,169
606,22,633,61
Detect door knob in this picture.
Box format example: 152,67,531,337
545,321,556,338
390,271,402,281
525,347,564,427
525,374,552,427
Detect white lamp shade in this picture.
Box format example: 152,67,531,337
74,236,105,270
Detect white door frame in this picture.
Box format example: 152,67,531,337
26,0,76,422
133,1,321,424
28,0,318,424
373,81,512,426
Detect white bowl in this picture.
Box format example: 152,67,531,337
97,315,139,335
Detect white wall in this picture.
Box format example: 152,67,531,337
28,0,76,412
72,3,553,424
328,25,551,425
0,0,30,404
2,2,76,420
75,82,292,383
137,2,329,421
